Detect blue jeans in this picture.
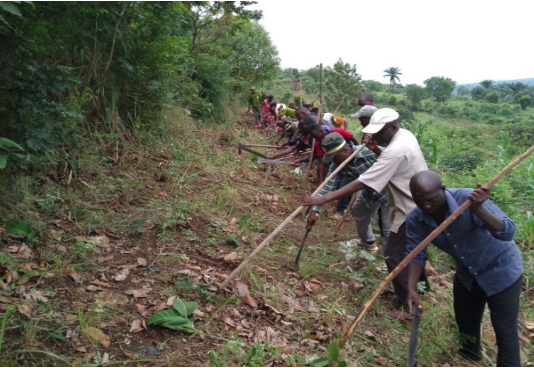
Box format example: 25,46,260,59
453,274,522,366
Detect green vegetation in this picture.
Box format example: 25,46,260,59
0,2,533,367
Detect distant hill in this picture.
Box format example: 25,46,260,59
455,78,534,94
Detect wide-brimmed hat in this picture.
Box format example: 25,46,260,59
321,133,346,164
361,108,399,134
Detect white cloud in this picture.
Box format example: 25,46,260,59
252,0,534,85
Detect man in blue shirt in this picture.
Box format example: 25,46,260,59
406,170,523,367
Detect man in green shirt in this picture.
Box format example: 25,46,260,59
248,87,262,128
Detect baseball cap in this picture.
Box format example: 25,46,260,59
361,108,399,134
321,133,346,164
251,86,256,90
350,105,378,119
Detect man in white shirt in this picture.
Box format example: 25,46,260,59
302,108,428,307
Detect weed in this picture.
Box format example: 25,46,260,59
148,298,197,333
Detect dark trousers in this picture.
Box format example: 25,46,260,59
335,176,352,213
384,222,428,307
252,107,261,125
453,274,522,367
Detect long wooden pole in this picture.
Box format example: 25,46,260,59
240,144,279,149
341,144,534,345
219,144,368,290
333,191,358,236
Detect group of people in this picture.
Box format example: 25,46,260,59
246,88,524,366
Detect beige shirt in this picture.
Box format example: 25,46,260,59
359,128,427,232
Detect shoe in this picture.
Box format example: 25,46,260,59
360,240,378,252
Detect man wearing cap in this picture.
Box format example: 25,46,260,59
306,132,390,251
303,107,428,307
248,87,262,128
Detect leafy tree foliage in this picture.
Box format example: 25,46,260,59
470,86,487,101
383,67,402,87
513,92,534,110
457,86,470,97
0,1,279,153
484,91,499,103
324,59,363,114
424,76,456,102
405,84,426,110
479,79,495,89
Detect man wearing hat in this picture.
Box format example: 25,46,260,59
306,132,390,251
247,87,262,128
303,107,429,307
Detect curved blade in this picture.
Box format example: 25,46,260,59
293,226,313,270
237,144,268,159
407,303,421,367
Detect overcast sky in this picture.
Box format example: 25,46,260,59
252,0,533,85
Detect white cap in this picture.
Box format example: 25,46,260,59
361,108,399,134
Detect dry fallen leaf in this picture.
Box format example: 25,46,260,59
81,327,111,347
223,252,237,264
129,319,145,333
17,304,32,318
65,269,82,283
524,319,534,330
125,288,152,298
241,295,258,308
135,304,146,313
221,315,235,327
112,268,130,282
235,282,250,298
8,244,33,259
137,258,147,267
375,357,387,366
365,330,376,340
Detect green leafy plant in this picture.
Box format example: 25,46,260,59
312,341,347,367
148,298,197,333
5,220,34,240
0,137,24,169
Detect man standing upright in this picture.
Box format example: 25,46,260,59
302,108,428,307
248,87,262,128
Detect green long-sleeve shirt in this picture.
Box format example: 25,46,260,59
248,91,261,108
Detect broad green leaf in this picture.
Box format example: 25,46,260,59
184,301,197,315
328,341,340,362
0,155,6,169
337,361,347,367
163,319,195,333
172,298,187,317
0,137,24,151
148,309,189,327
312,358,330,367
0,2,22,16
5,220,32,237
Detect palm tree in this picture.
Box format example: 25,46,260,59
506,82,528,95
383,67,402,87
479,80,495,89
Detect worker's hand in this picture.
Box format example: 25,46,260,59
290,161,300,167
363,134,379,152
469,183,490,210
306,211,318,228
277,143,286,149
302,195,327,207
406,290,421,315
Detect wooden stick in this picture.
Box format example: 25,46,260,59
240,144,279,149
307,137,316,176
341,143,534,345
333,191,358,236
219,144,368,290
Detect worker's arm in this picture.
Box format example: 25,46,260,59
303,179,366,206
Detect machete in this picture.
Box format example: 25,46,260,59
237,144,268,159
293,225,313,270
258,158,291,165
407,303,421,367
